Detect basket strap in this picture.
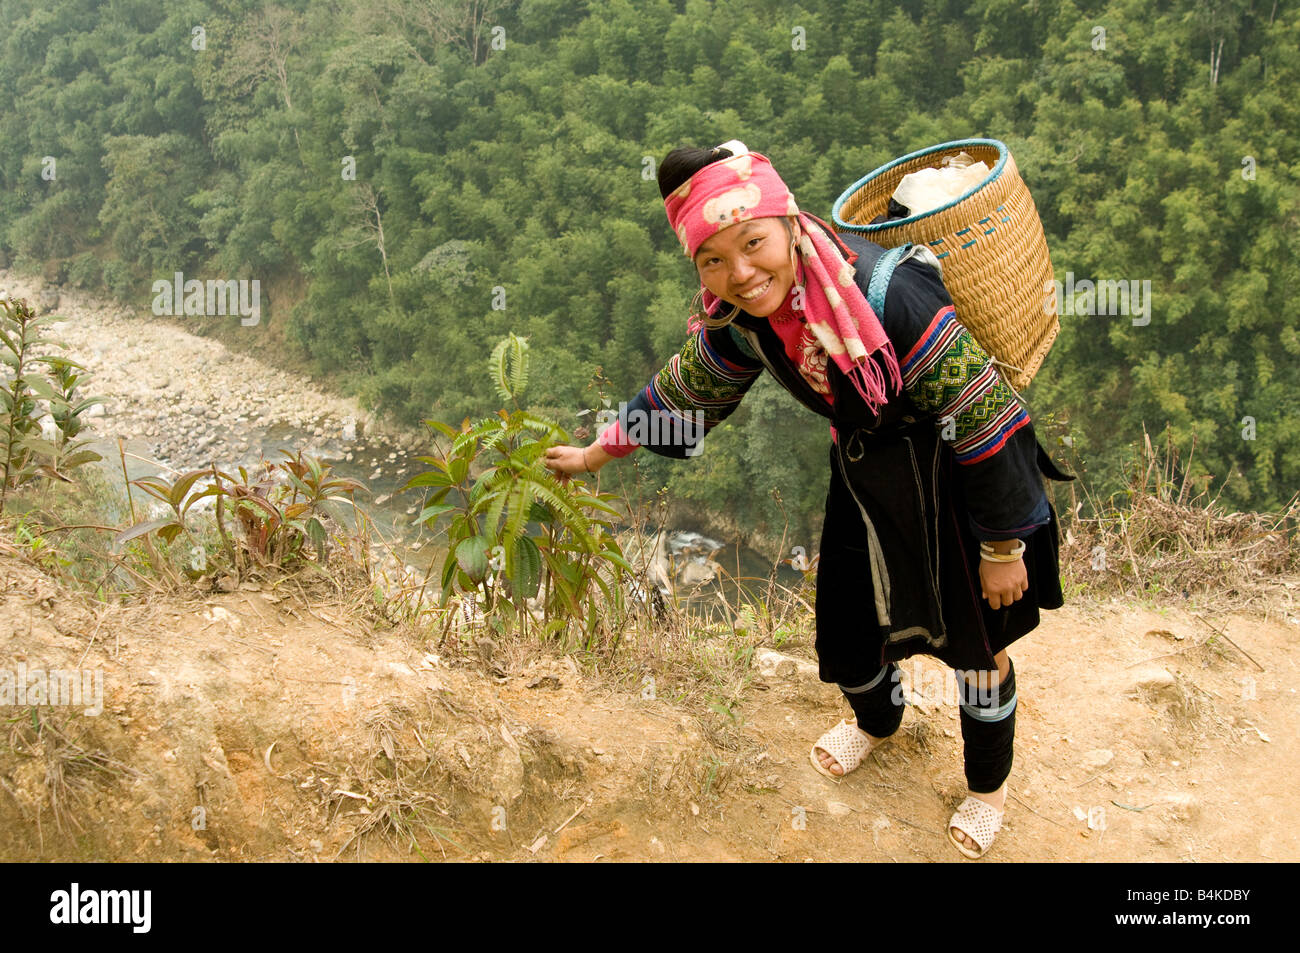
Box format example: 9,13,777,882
866,243,915,316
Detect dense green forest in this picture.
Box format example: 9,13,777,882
2,0,1297,548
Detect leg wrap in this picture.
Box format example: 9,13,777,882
838,662,904,739
957,658,1017,794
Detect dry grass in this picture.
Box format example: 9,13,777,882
1137,672,1240,751
1055,426,1300,611
314,704,466,861
897,717,938,758
5,711,143,840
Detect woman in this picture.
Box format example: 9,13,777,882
543,141,1069,859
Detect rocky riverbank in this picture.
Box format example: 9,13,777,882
1,269,426,492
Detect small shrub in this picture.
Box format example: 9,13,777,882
0,296,104,513
66,253,103,290
114,450,365,581
100,259,133,300
405,333,632,652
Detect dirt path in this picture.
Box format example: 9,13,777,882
1,548,1295,862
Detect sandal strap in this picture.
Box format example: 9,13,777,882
949,796,1004,853
813,719,873,773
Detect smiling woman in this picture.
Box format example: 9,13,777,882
542,140,1073,860
693,218,797,318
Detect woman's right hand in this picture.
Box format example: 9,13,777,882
544,442,611,483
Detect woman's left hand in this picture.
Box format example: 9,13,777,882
979,557,1028,610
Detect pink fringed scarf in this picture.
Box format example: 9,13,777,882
664,145,902,415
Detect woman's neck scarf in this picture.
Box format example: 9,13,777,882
664,144,902,415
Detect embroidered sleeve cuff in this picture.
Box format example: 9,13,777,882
597,419,640,458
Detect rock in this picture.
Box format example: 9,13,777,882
1128,664,1178,701
754,649,818,681
677,559,717,586
1083,749,1114,769
826,801,853,817
1161,792,1196,821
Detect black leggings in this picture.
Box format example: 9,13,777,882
839,658,1017,793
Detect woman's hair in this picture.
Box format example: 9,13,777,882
657,145,733,199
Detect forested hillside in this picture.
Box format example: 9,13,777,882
2,0,1297,546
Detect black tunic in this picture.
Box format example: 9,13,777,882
617,229,1073,678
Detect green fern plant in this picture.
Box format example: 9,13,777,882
489,332,530,406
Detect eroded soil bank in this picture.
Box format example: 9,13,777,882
2,548,1296,862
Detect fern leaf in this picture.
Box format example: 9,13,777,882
489,337,512,403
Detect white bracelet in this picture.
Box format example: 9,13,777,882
979,539,1025,562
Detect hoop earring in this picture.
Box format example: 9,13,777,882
688,287,705,323
701,302,740,329
690,288,740,329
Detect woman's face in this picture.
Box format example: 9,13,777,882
693,216,796,318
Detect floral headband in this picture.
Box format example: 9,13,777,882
663,141,800,258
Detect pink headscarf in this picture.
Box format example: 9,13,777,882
664,144,902,415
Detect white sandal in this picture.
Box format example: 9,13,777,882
947,789,1006,859
809,718,880,779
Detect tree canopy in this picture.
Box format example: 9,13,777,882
2,0,1296,547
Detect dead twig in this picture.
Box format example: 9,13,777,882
1190,612,1265,672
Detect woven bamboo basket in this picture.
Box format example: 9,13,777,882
831,138,1057,391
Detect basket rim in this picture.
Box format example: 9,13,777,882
831,138,1010,234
